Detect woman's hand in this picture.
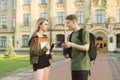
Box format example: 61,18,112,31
46,43,51,50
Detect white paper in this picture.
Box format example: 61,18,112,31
40,42,50,54
46,50,50,54
40,42,47,49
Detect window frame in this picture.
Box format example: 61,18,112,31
39,12,48,19
23,0,30,5
23,13,30,26
76,11,84,24
1,0,8,10
94,10,105,24
116,9,120,23
56,12,65,25
22,35,29,47
0,36,7,47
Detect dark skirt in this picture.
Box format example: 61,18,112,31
33,55,50,71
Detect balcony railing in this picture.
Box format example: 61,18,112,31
74,2,84,8
39,4,48,9
56,3,64,9
54,24,65,30
22,5,30,12
20,26,30,32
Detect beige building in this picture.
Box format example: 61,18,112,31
0,0,120,53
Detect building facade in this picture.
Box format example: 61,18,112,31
0,0,120,53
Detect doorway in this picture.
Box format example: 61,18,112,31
96,36,107,53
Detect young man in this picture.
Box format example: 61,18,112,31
63,14,91,80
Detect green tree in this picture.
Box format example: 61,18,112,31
4,36,16,58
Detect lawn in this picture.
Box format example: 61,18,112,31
0,54,31,77
0,54,64,78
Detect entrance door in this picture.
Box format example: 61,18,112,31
96,37,107,53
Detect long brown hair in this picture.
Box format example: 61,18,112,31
33,18,48,35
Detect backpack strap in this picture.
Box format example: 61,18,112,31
77,28,87,54
69,32,73,42
78,28,91,76
77,28,84,43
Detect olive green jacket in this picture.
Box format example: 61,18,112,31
28,34,48,64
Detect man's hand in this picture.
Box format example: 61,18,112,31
62,42,73,48
64,54,70,58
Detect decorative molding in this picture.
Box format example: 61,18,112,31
54,24,64,29
20,26,30,32
116,0,120,5
22,5,30,12
92,0,106,6
39,4,48,9
74,2,84,8
56,3,64,9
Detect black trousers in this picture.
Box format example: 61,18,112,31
72,70,89,80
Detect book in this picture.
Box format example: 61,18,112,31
34,36,50,54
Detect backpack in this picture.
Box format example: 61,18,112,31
69,28,97,61
78,28,97,61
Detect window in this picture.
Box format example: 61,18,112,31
1,17,8,28
56,12,65,24
76,11,84,24
13,18,16,28
39,13,48,19
75,0,84,2
13,0,16,10
56,34,65,47
56,0,64,3
12,36,15,47
22,35,29,47
23,14,30,26
23,0,30,5
1,0,8,10
94,10,105,23
110,37,113,43
116,9,120,23
40,0,48,4
0,36,7,47
116,34,120,48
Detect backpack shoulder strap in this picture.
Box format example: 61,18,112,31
69,32,73,42
77,28,84,43
69,28,84,42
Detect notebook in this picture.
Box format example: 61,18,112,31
34,36,50,54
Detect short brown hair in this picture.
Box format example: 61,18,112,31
66,14,78,22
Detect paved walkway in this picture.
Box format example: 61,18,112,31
0,53,120,80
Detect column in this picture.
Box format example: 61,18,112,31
15,0,22,49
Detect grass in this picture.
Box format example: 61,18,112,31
0,55,31,77
0,54,64,78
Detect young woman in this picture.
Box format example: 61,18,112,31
28,18,51,80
